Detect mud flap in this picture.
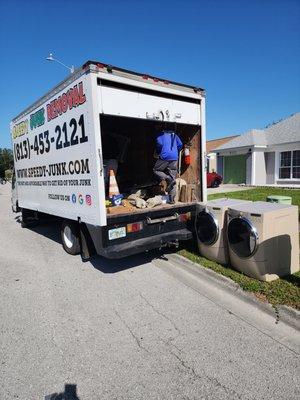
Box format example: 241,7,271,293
79,223,96,262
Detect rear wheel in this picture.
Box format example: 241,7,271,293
212,179,220,188
61,220,80,255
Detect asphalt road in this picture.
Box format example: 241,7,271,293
0,183,299,400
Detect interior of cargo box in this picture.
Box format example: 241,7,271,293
100,115,202,216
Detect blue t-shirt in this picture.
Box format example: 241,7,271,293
156,131,183,161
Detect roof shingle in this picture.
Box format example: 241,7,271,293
214,112,300,151
206,135,239,153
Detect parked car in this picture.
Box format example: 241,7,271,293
207,171,222,188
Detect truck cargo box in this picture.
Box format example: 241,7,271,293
11,61,206,258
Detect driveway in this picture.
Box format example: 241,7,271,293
0,183,299,400
208,184,255,195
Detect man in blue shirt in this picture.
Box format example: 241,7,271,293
153,129,183,203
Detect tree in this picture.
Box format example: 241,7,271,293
0,148,14,178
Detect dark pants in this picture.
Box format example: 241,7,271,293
153,159,178,199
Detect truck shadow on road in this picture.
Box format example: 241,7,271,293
16,217,62,242
21,218,170,274
89,250,167,274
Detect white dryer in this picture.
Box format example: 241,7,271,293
227,201,299,281
195,198,252,264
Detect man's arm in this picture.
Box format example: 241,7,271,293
176,135,183,151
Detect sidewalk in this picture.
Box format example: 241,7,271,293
207,184,255,195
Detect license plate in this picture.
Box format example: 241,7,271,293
108,227,126,240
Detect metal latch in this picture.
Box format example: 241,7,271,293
146,213,179,225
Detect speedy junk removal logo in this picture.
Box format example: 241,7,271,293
12,119,28,139
30,107,45,130
46,82,86,122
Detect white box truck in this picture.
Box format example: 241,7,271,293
11,60,206,259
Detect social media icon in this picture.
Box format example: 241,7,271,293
86,194,92,206
78,194,83,205
71,194,76,203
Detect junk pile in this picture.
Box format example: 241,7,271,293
106,169,190,215
128,189,166,209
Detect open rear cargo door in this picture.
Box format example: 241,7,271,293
98,79,201,125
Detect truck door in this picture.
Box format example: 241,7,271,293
98,79,201,125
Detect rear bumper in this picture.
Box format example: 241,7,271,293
99,228,193,259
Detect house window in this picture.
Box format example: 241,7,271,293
293,150,300,179
279,150,300,179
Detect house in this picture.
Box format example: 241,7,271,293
213,113,300,186
206,135,239,173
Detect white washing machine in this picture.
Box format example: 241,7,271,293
195,198,252,264
227,201,299,281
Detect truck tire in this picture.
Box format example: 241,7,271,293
61,220,80,255
212,179,220,188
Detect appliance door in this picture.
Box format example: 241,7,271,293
195,209,219,246
227,217,258,258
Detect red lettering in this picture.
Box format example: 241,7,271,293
47,104,52,121
72,86,79,107
78,82,86,104
67,88,73,109
61,94,68,113
51,100,57,119
55,97,62,115
45,81,86,120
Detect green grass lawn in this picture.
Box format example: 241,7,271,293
180,187,300,309
208,187,300,213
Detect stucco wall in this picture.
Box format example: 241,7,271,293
207,152,217,172
265,152,275,184
246,153,252,185
254,151,267,184
216,142,300,187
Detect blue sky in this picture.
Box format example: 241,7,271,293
0,0,299,148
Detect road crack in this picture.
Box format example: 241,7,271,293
137,293,245,397
114,309,149,354
169,349,245,399
138,292,183,338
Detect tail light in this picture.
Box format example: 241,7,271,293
127,221,143,233
179,212,191,222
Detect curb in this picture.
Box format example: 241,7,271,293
171,253,300,331
277,305,300,331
